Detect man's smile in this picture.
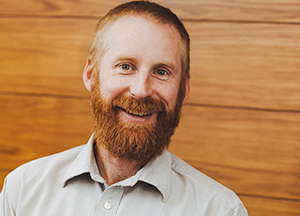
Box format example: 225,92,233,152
120,107,152,117
117,106,157,124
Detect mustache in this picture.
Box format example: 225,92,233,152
111,95,166,116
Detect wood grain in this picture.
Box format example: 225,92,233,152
170,105,300,201
1,18,300,111
240,195,300,216
0,17,93,97
0,94,93,171
0,0,300,23
188,21,300,111
1,95,299,202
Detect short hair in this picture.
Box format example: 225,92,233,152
89,1,190,81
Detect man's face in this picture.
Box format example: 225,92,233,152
98,15,183,115
86,15,189,161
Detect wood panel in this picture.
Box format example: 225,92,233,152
0,94,93,172
1,18,300,111
240,195,300,216
170,105,300,201
1,0,300,23
0,17,93,98
189,21,300,111
1,95,299,202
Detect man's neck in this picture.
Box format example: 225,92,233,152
94,145,148,186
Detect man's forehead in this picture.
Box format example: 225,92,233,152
113,13,163,25
107,15,181,47
106,16,181,59
110,14,177,34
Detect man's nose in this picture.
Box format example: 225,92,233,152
130,72,153,99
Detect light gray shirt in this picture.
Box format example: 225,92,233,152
0,135,248,215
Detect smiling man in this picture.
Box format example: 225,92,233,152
0,1,248,216
83,13,188,186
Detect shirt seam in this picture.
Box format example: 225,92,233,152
171,163,240,212
225,203,247,216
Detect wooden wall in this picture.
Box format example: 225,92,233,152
1,0,300,215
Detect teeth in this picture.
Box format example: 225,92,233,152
119,107,151,117
127,110,150,117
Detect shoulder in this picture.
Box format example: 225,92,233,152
169,153,246,212
5,145,84,191
11,145,83,177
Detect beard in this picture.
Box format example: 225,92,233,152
90,72,186,162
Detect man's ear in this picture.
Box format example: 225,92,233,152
83,58,93,92
183,77,190,104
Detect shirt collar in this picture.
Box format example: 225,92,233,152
139,150,172,202
63,134,105,186
63,134,172,202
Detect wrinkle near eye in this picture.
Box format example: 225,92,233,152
153,69,170,81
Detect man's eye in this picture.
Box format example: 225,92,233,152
153,69,170,80
121,64,131,70
156,69,168,76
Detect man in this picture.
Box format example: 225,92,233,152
0,1,248,215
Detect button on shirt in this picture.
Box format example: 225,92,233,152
0,135,248,216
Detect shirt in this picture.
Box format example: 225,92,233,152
0,135,248,216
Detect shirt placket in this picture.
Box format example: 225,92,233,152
94,185,125,216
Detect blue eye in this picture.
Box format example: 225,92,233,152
153,69,170,80
121,64,131,70
156,69,167,76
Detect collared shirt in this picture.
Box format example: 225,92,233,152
0,135,248,216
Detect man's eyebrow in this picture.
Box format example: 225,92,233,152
158,61,176,70
114,56,137,63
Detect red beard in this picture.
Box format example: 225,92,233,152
90,74,185,162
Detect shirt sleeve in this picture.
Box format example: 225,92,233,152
0,177,16,216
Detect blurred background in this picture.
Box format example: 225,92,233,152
0,0,300,215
